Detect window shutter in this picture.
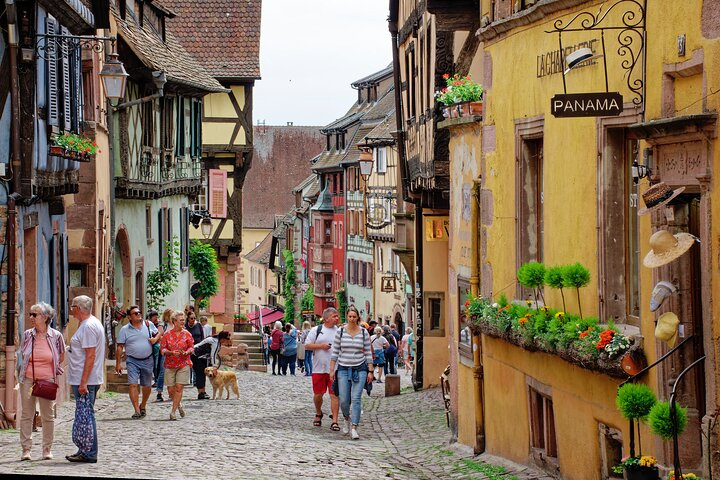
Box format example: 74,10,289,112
61,27,72,131
175,96,184,157
208,169,227,218
46,17,59,127
71,46,82,132
158,209,164,260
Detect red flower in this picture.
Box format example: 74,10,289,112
442,73,450,79
596,330,615,350
464,299,470,308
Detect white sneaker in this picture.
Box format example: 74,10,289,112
351,427,359,440
342,419,350,435
178,404,185,418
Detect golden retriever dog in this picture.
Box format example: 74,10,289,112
204,367,240,400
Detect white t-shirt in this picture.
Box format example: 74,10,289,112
304,324,338,374
67,315,106,386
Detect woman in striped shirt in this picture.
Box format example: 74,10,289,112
329,305,374,440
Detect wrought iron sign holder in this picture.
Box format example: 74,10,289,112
32,33,116,61
545,0,647,112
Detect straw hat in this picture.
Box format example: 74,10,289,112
638,182,684,216
655,312,680,347
643,230,696,268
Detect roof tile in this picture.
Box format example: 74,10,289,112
161,0,262,79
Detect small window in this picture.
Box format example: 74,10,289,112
528,384,558,462
145,205,153,242
424,292,445,336
69,263,87,287
458,278,472,359
376,148,387,174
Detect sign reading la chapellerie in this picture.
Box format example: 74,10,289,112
551,92,623,118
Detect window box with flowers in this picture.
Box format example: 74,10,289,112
436,73,484,119
233,313,252,332
50,132,100,162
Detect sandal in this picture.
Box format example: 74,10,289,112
131,412,142,420
330,422,340,431
313,413,323,427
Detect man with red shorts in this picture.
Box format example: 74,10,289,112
304,307,340,430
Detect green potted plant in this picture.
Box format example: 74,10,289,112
544,265,567,312
436,73,484,118
615,383,659,480
51,132,100,161
648,401,688,440
517,261,546,309
562,262,591,319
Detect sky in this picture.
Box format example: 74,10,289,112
253,1,392,127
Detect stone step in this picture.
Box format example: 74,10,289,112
106,371,127,384
247,353,264,360
247,365,267,372
106,383,130,394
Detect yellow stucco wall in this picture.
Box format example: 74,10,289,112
202,85,247,146
422,212,449,387
239,228,272,315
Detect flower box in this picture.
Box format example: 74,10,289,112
442,101,483,119
624,466,659,480
470,313,640,378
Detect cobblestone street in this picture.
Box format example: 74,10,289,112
0,370,552,479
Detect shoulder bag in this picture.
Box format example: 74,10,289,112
30,336,59,401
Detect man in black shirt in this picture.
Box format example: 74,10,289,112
185,312,208,399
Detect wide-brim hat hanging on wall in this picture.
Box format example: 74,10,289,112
638,182,685,216
643,229,697,268
655,311,680,348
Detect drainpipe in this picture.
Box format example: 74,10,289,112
4,0,21,427
471,180,485,453
412,202,423,390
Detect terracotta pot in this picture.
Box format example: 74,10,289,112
468,101,484,116
620,348,648,376
49,145,64,156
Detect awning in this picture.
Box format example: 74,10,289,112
246,308,285,326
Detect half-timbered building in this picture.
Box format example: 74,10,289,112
162,0,261,330
108,1,227,340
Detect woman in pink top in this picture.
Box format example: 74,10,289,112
18,302,66,461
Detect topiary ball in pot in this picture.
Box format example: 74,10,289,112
517,262,546,289
648,401,688,440
616,383,657,420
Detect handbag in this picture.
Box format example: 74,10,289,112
31,336,59,401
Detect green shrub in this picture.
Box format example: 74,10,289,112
562,263,591,319
616,384,657,421
545,265,567,312
517,262,546,289
649,401,688,440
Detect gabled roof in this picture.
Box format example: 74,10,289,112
112,3,227,93
292,174,317,194
351,64,393,88
161,0,262,79
321,111,365,134
244,231,273,266
364,113,397,145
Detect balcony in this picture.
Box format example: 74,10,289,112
312,243,333,267
116,150,203,199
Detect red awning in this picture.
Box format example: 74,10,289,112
245,308,285,326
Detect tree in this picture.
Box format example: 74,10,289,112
189,240,220,311
283,249,296,324
146,237,180,311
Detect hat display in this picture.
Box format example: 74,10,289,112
643,230,696,268
564,47,594,74
637,182,684,216
649,280,677,312
655,312,680,347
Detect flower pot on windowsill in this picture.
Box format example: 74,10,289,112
624,466,659,480
467,101,483,117
49,145,64,157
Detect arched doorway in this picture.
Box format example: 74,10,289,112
114,226,132,307
394,312,404,336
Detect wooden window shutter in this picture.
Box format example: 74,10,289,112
175,96,186,157
208,169,227,218
71,47,82,131
46,16,59,127
158,209,164,260
61,27,72,132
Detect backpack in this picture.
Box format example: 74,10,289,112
385,334,398,356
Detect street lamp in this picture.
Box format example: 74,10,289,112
99,52,129,100
359,146,374,231
200,217,213,239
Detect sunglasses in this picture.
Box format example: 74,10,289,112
130,310,141,316
29,313,39,317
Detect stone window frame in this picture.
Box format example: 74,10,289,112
424,291,445,337
457,277,473,362
596,107,643,326
515,116,544,300
525,376,559,474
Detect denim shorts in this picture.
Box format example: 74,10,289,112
126,356,154,386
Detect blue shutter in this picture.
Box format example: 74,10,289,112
46,16,59,127
61,27,72,131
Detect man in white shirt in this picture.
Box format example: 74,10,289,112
304,307,340,430
200,316,213,338
66,295,105,464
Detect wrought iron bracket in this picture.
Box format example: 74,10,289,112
545,0,647,107
34,34,116,60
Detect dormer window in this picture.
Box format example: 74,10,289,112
326,134,331,151
120,0,127,20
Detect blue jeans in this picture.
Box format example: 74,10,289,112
280,353,296,375
156,355,165,392
384,352,397,375
305,351,313,375
337,363,368,426
71,384,99,459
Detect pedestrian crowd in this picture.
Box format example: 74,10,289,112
15,296,415,462
15,297,240,463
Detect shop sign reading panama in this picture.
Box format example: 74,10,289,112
551,92,623,118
